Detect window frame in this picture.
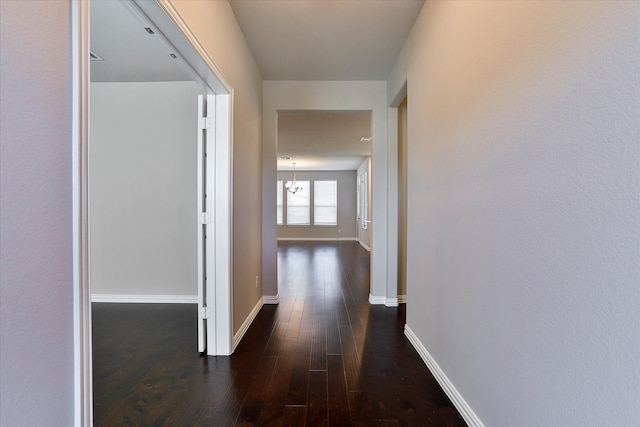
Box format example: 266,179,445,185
285,179,311,226
313,179,338,226
276,180,284,225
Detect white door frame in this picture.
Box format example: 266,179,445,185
72,0,234,424
71,2,91,425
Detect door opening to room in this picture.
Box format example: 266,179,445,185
87,1,234,422
275,110,373,291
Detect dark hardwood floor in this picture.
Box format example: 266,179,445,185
93,241,465,426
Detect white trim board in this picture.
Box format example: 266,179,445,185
277,237,357,242
358,240,371,251
368,294,400,306
233,298,263,351
369,294,386,305
385,297,399,307
72,1,91,425
263,294,280,305
404,325,485,427
91,294,197,304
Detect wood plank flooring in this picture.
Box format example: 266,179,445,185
93,241,465,426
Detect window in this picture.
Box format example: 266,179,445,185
276,180,283,225
278,178,340,227
286,180,310,225
314,180,337,225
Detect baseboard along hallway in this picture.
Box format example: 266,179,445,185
92,241,465,426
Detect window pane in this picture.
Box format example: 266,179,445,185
315,206,337,224
276,180,283,225
287,206,310,224
314,180,337,225
286,180,310,225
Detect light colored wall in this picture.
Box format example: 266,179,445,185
397,99,407,298
90,81,201,298
263,81,388,300
277,170,356,239
356,158,372,250
389,1,640,425
0,1,75,425
168,0,263,333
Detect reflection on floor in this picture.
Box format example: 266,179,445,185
92,241,465,426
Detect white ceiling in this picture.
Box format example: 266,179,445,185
90,1,193,82
91,0,423,170
229,0,425,81
229,0,423,170
277,111,371,171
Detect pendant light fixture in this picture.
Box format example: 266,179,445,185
285,162,302,194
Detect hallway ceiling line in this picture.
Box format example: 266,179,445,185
229,0,425,81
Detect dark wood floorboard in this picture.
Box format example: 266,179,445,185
93,241,466,426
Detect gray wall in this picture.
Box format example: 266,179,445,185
0,1,75,424
388,1,640,425
90,81,202,298
397,100,407,298
168,0,264,333
277,170,356,239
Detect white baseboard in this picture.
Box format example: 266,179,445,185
91,294,197,304
368,294,386,305
263,294,280,304
385,297,399,307
277,237,357,242
404,325,485,427
358,240,371,251
398,294,407,304
233,298,263,351
369,294,401,306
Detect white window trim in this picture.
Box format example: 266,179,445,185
358,172,368,230
276,180,284,225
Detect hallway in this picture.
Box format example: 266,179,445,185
93,242,464,426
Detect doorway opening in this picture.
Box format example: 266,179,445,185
74,0,233,423
275,110,372,247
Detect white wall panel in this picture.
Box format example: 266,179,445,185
90,81,201,297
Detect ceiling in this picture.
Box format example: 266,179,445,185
277,111,371,171
91,0,423,170
228,0,425,81
90,1,192,82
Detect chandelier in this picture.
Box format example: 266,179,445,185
285,162,302,194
